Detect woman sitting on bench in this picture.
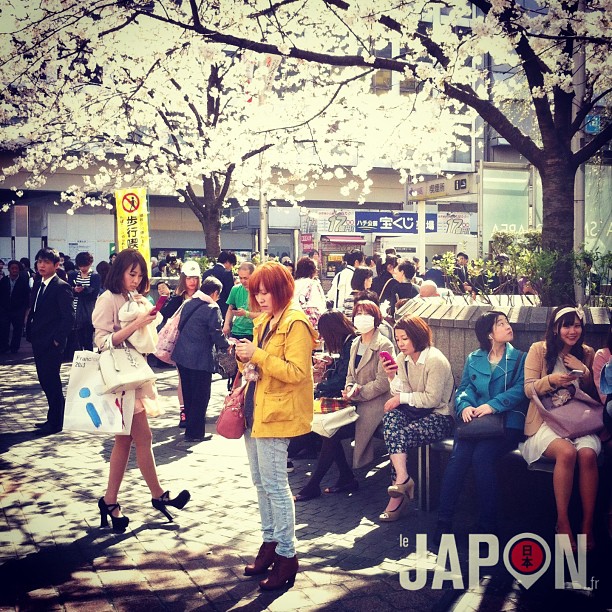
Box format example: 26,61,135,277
435,311,528,541
523,305,601,552
379,315,454,522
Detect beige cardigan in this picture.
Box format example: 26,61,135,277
523,340,597,437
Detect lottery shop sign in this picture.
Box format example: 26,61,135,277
115,188,150,261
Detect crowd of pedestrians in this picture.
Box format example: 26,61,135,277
1,245,611,592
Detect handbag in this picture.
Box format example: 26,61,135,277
118,295,159,354
531,383,603,439
215,344,238,379
299,280,322,329
316,397,353,414
216,385,246,439
154,299,205,365
311,405,359,438
455,351,525,440
99,336,157,393
456,412,505,439
64,350,136,435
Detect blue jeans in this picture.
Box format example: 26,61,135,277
244,430,296,558
437,429,523,532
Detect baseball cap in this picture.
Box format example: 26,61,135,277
181,261,201,277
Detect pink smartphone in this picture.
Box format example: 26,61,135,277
150,294,168,315
379,351,397,367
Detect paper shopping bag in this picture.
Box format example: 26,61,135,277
64,351,135,435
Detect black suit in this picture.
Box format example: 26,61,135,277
0,274,31,352
202,263,234,317
26,275,75,430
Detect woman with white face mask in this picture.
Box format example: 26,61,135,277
339,299,394,475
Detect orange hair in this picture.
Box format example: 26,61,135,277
248,261,295,312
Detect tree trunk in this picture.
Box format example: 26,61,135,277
200,187,222,259
538,159,576,306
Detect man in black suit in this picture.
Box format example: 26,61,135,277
26,247,75,435
453,251,473,293
0,260,31,353
202,251,237,318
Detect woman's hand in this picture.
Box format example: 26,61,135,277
133,309,157,329
383,395,401,413
341,384,360,400
235,338,256,362
381,359,398,380
461,407,477,423
561,354,587,375
548,372,579,388
235,308,248,317
473,404,494,417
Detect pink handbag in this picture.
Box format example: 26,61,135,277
531,383,603,439
216,385,246,439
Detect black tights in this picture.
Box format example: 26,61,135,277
299,427,354,494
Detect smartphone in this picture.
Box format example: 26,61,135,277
346,384,358,398
379,351,397,367
150,294,168,315
569,369,584,377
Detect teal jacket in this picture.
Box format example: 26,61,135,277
455,343,528,431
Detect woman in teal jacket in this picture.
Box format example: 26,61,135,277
435,311,528,541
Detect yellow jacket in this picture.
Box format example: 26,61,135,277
248,304,317,438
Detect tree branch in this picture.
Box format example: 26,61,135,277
572,122,612,169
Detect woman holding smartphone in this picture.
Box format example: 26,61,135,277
379,314,454,522
523,305,601,552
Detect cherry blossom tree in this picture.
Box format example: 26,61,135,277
120,0,612,301
0,1,468,258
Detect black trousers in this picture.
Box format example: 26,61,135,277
0,309,26,352
33,343,65,429
177,365,212,439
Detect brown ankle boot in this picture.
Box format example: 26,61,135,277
259,553,298,590
244,541,277,576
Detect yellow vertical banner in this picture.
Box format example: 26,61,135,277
115,188,150,266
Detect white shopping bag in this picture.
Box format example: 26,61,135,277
64,351,135,435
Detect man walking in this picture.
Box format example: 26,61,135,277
27,248,74,435
0,260,31,353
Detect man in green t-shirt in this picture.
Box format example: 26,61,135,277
223,261,256,341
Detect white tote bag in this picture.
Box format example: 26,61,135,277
311,406,359,438
64,351,135,435
99,337,157,394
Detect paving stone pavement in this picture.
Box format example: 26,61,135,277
1,346,611,611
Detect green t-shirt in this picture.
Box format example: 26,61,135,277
226,284,253,336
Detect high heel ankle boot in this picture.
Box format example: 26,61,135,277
98,497,130,532
151,490,191,521
244,541,277,576
259,553,298,590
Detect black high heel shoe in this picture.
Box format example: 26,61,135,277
98,497,130,532
151,490,191,521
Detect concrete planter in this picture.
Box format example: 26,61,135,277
398,300,610,384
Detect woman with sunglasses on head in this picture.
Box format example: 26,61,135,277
435,311,528,542
523,305,601,552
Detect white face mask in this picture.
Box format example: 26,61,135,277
353,314,375,334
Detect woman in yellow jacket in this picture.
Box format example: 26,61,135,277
235,261,317,591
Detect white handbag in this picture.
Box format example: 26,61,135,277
118,295,160,354
311,405,359,438
64,350,136,435
99,336,157,394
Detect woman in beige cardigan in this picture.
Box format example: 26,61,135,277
523,305,600,552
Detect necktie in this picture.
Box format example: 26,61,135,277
34,282,45,311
